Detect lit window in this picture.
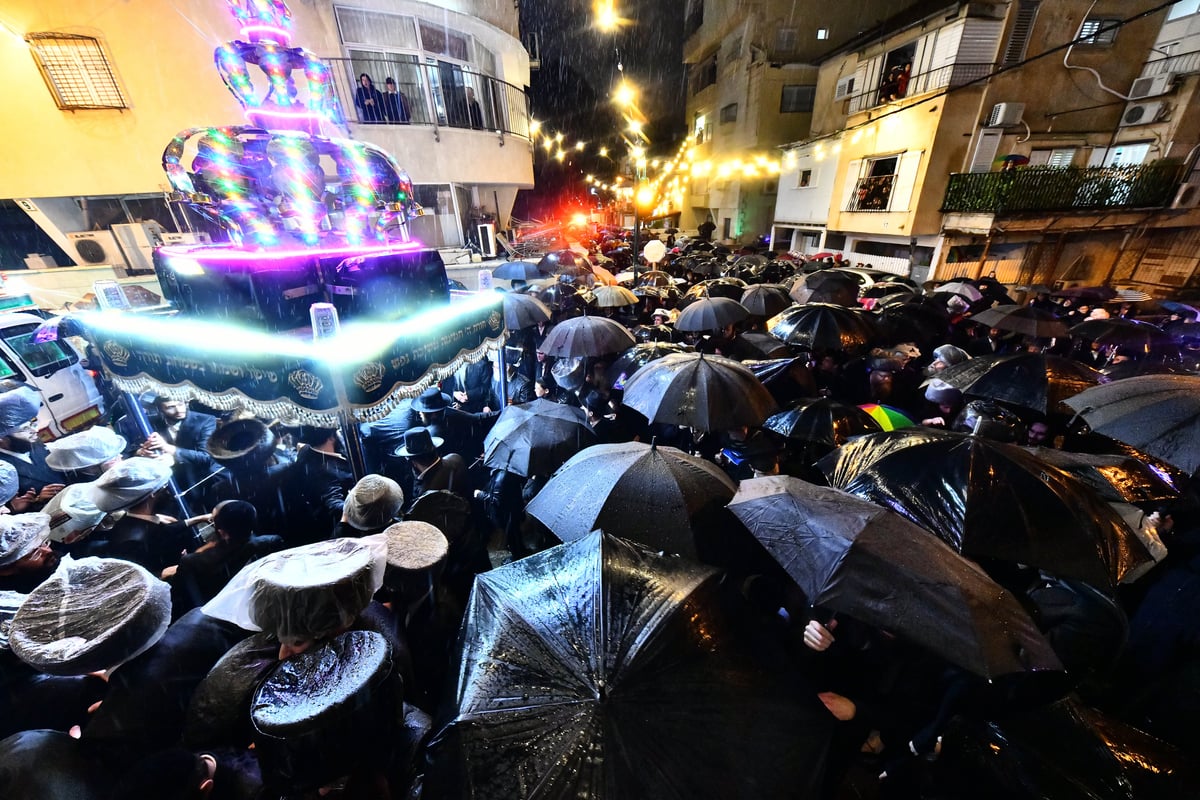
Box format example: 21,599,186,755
26,33,127,110
799,169,814,188
817,28,830,40
1078,17,1119,45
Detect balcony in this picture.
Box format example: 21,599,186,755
941,164,1186,214
326,56,530,138
846,62,994,114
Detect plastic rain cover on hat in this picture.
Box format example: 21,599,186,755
201,537,386,645
9,556,171,675
0,589,27,651
0,512,51,569
0,385,42,438
0,461,18,507
44,427,127,471
86,457,173,513
43,482,108,544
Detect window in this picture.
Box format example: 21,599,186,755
2,323,77,378
848,156,898,212
878,43,916,102
817,28,830,40
775,28,798,54
335,8,419,49
693,113,708,143
798,168,814,188
1002,0,1040,67
719,103,738,123
1028,148,1076,168
419,20,470,60
1078,18,1119,45
691,54,717,94
25,34,127,110
1168,0,1200,21
781,84,815,113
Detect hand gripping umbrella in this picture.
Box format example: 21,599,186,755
819,428,1152,590
1063,374,1200,474
482,398,597,478
425,531,832,799
526,441,737,556
727,476,1063,679
621,351,776,432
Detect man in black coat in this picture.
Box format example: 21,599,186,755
277,426,356,545
444,359,494,414
138,396,219,491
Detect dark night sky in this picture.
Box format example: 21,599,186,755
514,0,687,218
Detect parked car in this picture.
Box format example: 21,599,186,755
0,312,105,439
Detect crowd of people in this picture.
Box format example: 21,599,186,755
1,232,1199,798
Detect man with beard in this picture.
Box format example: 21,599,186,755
0,387,65,507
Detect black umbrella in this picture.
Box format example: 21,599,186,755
425,531,831,799
636,270,676,287
622,352,776,432
738,332,794,359
1053,285,1118,303
538,250,592,280
607,342,692,390
728,476,1062,679
740,285,791,318
500,292,552,330
631,323,679,343
539,315,636,358
674,297,750,332
492,261,543,281
971,305,1069,339
526,441,737,554
819,428,1152,589
683,278,746,301
1069,318,1174,353
767,303,878,356
482,399,597,478
532,282,594,313
934,353,1104,416
1025,448,1181,505
763,397,883,449
1063,375,1200,474
875,302,950,349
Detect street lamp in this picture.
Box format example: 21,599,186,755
633,183,655,284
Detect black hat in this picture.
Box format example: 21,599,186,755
393,427,443,458
411,388,451,414
207,419,278,463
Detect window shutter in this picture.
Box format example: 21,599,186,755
839,159,863,212
1002,1,1040,67
891,151,923,211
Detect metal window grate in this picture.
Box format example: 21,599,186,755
26,33,127,110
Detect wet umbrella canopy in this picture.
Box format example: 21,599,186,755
1063,375,1200,474
501,292,552,330
621,352,776,432
1025,448,1181,505
483,399,597,478
820,429,1152,590
538,315,636,358
764,397,884,449
739,285,791,318
727,477,1062,679
673,297,750,332
970,305,1070,339
425,531,832,799
606,341,692,390
934,353,1104,416
591,285,639,308
526,441,737,556
767,303,878,356
492,261,544,281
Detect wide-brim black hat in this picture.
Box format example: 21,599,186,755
207,419,278,463
411,388,451,414
393,426,444,458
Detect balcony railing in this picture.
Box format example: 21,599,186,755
845,174,897,212
847,62,994,114
325,56,530,138
941,164,1186,214
1143,48,1200,77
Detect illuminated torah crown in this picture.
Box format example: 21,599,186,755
162,0,419,247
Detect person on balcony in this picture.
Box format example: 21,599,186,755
382,77,411,124
354,73,384,123
465,86,484,129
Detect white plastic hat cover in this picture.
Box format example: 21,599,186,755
44,426,128,471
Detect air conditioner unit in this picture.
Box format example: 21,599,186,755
66,231,128,270
1172,182,1200,209
160,231,213,246
1128,73,1174,100
1120,100,1165,126
985,102,1025,128
834,76,856,100
111,221,166,277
